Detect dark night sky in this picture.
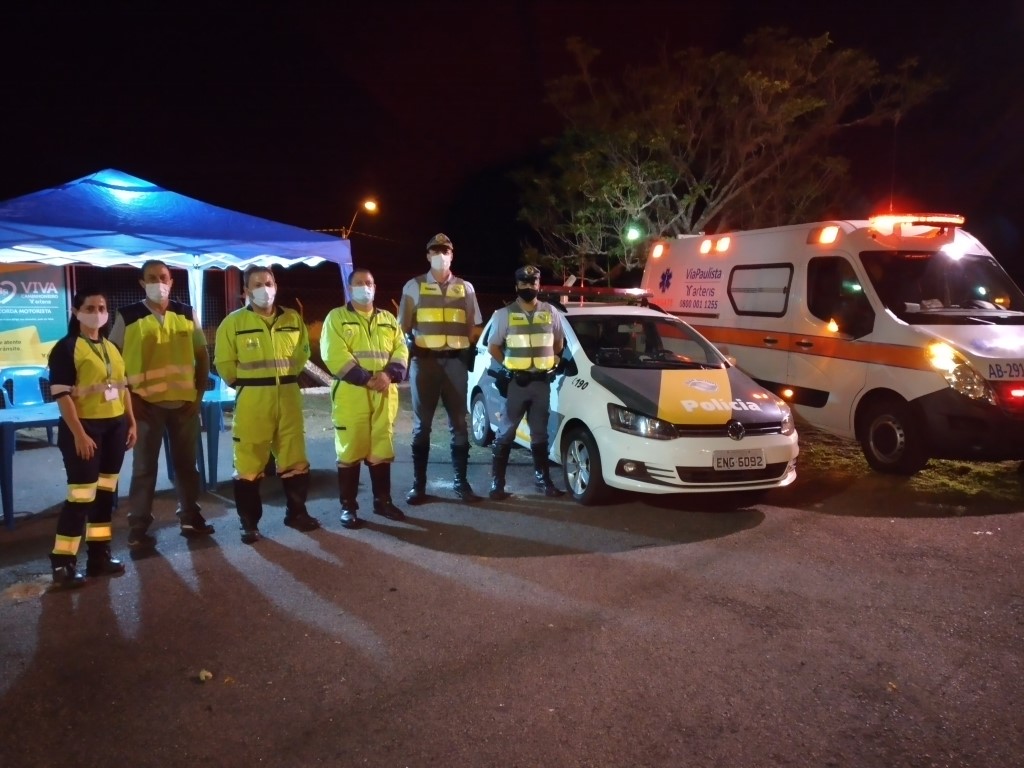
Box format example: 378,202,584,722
3,1,1024,287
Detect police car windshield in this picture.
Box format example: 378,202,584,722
860,251,1024,324
568,315,726,369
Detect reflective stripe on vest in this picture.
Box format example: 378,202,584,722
504,309,556,371
228,307,307,383
67,337,128,419
413,277,470,350
322,305,410,379
122,304,198,403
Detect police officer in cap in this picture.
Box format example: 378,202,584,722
486,265,566,499
399,233,484,504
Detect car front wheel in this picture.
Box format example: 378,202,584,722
859,397,928,475
470,391,494,447
561,427,608,505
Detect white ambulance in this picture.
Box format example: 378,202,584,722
467,288,798,505
640,214,1024,474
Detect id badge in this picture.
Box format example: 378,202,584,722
104,387,119,402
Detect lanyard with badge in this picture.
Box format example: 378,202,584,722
85,337,119,401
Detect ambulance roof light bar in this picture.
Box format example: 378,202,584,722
869,213,965,230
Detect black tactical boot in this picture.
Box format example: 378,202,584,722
452,444,479,502
51,563,86,589
531,443,564,497
489,443,512,500
406,444,429,505
85,543,126,577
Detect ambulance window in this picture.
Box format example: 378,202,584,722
728,264,792,316
807,256,875,336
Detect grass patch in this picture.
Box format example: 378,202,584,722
796,420,1023,507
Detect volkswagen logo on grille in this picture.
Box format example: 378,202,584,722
726,420,746,441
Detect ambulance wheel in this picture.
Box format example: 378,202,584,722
859,398,928,475
470,392,494,447
562,427,607,505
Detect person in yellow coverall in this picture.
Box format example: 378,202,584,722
214,266,321,543
320,267,409,529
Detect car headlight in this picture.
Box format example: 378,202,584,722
607,404,677,439
779,402,795,435
927,343,996,404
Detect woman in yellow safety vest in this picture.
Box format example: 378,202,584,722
46,288,137,589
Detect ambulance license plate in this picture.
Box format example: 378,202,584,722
713,449,765,471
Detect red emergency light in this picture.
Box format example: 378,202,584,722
869,213,965,229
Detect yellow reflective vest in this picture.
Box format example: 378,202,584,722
214,305,310,386
503,305,557,371
118,300,199,403
321,304,409,380
412,276,472,350
47,334,128,419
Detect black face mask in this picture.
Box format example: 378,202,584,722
516,288,538,302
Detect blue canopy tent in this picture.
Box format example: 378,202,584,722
0,168,353,323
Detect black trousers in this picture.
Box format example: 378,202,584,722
50,416,128,567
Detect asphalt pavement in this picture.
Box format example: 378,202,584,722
2,390,1023,768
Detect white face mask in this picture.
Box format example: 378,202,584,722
145,282,171,302
351,285,375,304
250,286,276,308
78,311,108,329
430,253,452,272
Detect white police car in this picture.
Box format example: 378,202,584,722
468,290,799,505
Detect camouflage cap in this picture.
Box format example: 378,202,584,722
426,233,454,251
514,264,541,282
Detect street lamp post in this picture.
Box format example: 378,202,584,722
341,199,378,239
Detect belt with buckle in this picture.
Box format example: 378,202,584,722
513,370,552,385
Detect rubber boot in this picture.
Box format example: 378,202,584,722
369,462,405,520
489,443,512,500
282,473,321,531
532,443,564,497
452,444,479,502
338,464,362,529
406,444,429,505
234,478,264,543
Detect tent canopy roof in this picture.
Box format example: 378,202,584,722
0,168,351,272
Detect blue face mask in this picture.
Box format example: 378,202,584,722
351,285,375,304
